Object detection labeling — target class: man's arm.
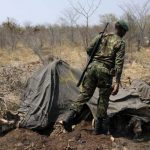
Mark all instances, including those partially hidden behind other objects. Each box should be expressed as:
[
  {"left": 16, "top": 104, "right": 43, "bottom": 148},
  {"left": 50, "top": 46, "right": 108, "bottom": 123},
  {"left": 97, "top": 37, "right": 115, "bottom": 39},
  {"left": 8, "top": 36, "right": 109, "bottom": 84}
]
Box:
[
  {"left": 115, "top": 41, "right": 125, "bottom": 83},
  {"left": 112, "top": 41, "right": 125, "bottom": 95}
]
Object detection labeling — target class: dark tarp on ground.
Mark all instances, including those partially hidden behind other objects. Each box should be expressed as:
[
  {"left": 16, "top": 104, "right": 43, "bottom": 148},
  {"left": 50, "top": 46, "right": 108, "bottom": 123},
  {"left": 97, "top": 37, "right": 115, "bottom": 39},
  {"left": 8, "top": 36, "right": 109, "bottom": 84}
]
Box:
[{"left": 18, "top": 60, "right": 150, "bottom": 130}]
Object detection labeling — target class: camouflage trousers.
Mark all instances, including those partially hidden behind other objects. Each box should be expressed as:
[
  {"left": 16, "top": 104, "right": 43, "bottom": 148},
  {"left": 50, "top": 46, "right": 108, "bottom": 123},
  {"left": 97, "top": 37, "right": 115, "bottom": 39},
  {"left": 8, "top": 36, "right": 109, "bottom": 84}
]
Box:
[{"left": 72, "top": 62, "right": 112, "bottom": 118}]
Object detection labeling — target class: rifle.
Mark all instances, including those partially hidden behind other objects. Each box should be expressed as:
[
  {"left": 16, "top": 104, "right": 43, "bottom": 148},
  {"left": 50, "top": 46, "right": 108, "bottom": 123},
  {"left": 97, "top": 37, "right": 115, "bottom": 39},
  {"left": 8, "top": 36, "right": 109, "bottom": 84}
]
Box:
[{"left": 77, "top": 23, "right": 109, "bottom": 87}]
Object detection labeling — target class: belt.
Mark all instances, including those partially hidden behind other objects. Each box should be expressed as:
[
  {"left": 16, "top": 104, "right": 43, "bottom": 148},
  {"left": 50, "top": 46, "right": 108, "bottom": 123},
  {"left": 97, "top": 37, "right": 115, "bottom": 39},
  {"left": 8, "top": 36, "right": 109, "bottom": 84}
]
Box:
[{"left": 91, "top": 61, "right": 115, "bottom": 76}]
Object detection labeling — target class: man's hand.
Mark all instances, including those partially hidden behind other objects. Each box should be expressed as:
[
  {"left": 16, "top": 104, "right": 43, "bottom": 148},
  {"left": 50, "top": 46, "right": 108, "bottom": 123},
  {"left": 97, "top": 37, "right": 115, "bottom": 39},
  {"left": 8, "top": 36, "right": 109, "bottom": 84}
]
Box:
[{"left": 111, "top": 83, "right": 119, "bottom": 95}]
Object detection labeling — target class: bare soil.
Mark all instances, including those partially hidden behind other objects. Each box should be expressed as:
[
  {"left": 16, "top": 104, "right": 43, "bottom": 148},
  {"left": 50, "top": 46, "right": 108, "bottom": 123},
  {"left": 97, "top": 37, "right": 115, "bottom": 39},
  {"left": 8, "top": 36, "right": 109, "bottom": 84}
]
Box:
[{"left": 0, "top": 122, "right": 150, "bottom": 150}]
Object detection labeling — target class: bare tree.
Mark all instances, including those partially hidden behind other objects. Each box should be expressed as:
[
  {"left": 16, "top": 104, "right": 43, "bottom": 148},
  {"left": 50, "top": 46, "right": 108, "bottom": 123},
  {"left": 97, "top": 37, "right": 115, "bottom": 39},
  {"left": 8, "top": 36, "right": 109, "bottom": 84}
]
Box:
[
  {"left": 60, "top": 8, "right": 79, "bottom": 44},
  {"left": 22, "top": 25, "right": 46, "bottom": 64},
  {"left": 2, "top": 18, "right": 20, "bottom": 51},
  {"left": 146, "top": 15, "right": 150, "bottom": 46},
  {"left": 120, "top": 0, "right": 150, "bottom": 50},
  {"left": 69, "top": 0, "right": 101, "bottom": 47},
  {"left": 123, "top": 12, "right": 139, "bottom": 53},
  {"left": 100, "top": 13, "right": 118, "bottom": 32},
  {"left": 100, "top": 14, "right": 117, "bottom": 24},
  {"left": 0, "top": 25, "right": 7, "bottom": 49},
  {"left": 48, "top": 25, "right": 55, "bottom": 48}
]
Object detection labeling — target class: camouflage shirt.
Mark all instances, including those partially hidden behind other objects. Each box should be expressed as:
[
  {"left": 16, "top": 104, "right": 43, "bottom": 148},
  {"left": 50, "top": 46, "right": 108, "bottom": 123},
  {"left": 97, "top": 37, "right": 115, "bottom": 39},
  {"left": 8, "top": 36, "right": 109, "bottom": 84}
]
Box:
[{"left": 87, "top": 33, "right": 125, "bottom": 83}]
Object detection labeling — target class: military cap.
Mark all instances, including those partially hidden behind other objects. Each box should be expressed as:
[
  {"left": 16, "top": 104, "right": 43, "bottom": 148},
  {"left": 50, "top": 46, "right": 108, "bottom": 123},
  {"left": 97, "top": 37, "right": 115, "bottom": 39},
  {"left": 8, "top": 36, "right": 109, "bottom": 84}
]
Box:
[{"left": 115, "top": 20, "right": 129, "bottom": 32}]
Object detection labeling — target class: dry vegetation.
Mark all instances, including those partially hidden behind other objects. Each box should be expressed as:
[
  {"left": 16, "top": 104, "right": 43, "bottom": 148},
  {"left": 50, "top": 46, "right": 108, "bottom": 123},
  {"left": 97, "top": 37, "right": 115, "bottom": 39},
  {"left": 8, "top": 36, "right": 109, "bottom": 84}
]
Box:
[
  {"left": 0, "top": 0, "right": 150, "bottom": 149},
  {"left": 123, "top": 48, "right": 150, "bottom": 84}
]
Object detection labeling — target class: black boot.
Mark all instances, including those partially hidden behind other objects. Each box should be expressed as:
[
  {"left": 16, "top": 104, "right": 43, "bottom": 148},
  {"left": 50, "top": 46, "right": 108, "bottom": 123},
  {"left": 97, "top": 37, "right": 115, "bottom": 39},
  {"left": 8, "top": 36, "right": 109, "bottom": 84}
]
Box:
[
  {"left": 93, "top": 117, "right": 110, "bottom": 135},
  {"left": 102, "top": 117, "right": 110, "bottom": 135},
  {"left": 93, "top": 118, "right": 103, "bottom": 135},
  {"left": 63, "top": 110, "right": 78, "bottom": 132}
]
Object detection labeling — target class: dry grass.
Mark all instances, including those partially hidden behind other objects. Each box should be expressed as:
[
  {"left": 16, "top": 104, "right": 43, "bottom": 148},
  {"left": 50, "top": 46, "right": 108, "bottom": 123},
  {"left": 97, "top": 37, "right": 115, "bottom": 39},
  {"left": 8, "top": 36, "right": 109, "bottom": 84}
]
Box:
[
  {"left": 42, "top": 44, "right": 87, "bottom": 69},
  {"left": 0, "top": 46, "right": 39, "bottom": 66},
  {"left": 0, "top": 44, "right": 150, "bottom": 83},
  {"left": 122, "top": 48, "right": 150, "bottom": 83},
  {"left": 0, "top": 44, "right": 87, "bottom": 68}
]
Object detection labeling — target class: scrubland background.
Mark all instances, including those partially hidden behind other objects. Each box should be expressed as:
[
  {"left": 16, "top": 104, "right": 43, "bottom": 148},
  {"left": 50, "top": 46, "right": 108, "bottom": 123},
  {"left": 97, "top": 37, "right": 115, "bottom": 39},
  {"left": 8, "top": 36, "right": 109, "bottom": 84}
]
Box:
[
  {"left": 0, "top": 1, "right": 150, "bottom": 150},
  {"left": 0, "top": 0, "right": 150, "bottom": 113}
]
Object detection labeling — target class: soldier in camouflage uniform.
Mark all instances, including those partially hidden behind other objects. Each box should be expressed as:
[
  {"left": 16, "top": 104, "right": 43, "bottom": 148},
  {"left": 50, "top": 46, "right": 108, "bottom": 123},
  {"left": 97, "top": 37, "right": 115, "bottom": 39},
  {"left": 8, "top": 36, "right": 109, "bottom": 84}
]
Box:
[{"left": 63, "top": 20, "right": 129, "bottom": 134}]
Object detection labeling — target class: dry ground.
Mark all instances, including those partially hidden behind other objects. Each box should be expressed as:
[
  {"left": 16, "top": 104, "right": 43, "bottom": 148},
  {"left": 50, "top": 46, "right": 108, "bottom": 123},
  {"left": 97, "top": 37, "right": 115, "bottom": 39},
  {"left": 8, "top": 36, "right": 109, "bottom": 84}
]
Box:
[
  {"left": 0, "top": 45, "right": 150, "bottom": 150},
  {"left": 1, "top": 122, "right": 150, "bottom": 150}
]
